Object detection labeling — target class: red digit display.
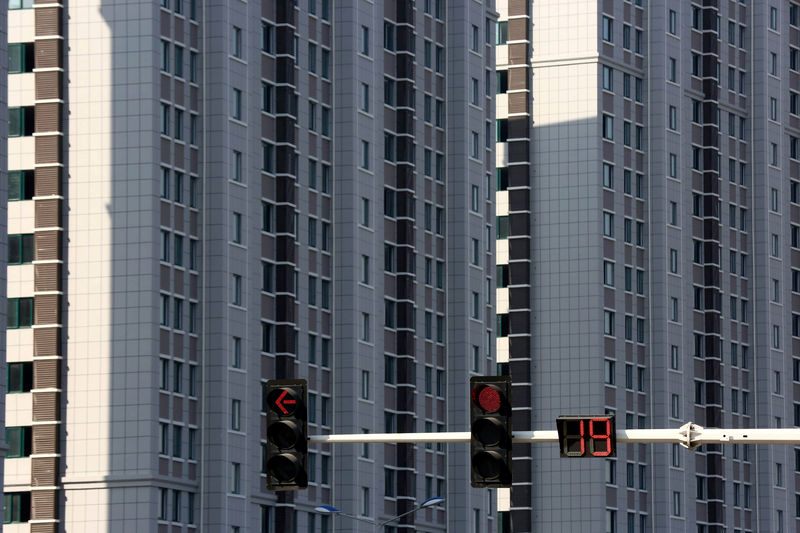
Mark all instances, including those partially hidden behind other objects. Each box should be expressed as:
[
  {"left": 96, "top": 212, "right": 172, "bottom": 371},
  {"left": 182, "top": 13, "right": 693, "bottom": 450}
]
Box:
[
  {"left": 562, "top": 419, "right": 585, "bottom": 457},
  {"left": 556, "top": 415, "right": 616, "bottom": 458},
  {"left": 588, "top": 418, "right": 612, "bottom": 456}
]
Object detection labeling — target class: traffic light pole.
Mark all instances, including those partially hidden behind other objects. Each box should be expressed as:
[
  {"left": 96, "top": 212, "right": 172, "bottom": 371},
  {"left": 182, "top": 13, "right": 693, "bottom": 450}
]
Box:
[{"left": 309, "top": 422, "right": 800, "bottom": 449}]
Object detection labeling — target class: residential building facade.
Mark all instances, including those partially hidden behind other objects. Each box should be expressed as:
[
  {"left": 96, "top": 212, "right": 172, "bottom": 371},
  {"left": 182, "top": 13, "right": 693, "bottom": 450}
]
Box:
[
  {"left": 498, "top": 1, "right": 800, "bottom": 532},
  {"left": 5, "top": 0, "right": 496, "bottom": 532}
]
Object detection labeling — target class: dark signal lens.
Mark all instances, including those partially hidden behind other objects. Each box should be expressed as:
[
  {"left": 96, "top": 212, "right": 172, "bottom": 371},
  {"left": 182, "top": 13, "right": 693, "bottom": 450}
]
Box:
[
  {"left": 472, "top": 417, "right": 506, "bottom": 447},
  {"left": 472, "top": 450, "right": 506, "bottom": 480},
  {"left": 268, "top": 453, "right": 303, "bottom": 482},
  {"left": 268, "top": 420, "right": 302, "bottom": 449}
]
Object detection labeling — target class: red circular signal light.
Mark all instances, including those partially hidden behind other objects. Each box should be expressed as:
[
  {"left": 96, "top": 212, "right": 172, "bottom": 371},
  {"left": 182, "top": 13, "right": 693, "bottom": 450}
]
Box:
[{"left": 472, "top": 385, "right": 502, "bottom": 413}]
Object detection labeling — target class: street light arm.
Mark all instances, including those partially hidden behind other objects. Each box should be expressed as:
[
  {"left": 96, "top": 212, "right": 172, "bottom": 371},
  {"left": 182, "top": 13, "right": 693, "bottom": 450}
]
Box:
[
  {"left": 376, "top": 507, "right": 421, "bottom": 528},
  {"left": 327, "top": 511, "right": 378, "bottom": 526},
  {"left": 315, "top": 505, "right": 379, "bottom": 526},
  {"left": 376, "top": 499, "right": 444, "bottom": 528}
]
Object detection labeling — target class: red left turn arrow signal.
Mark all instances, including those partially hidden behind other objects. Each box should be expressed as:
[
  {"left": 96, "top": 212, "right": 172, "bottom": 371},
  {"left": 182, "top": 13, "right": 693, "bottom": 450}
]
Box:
[{"left": 274, "top": 389, "right": 297, "bottom": 415}]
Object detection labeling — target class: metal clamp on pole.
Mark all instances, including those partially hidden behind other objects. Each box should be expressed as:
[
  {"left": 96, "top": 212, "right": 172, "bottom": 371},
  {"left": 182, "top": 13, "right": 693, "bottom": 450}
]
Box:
[{"left": 678, "top": 421, "right": 702, "bottom": 450}]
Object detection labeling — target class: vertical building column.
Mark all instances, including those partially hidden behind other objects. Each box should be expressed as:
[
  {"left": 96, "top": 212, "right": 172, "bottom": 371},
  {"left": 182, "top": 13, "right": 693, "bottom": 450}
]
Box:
[
  {"left": 272, "top": 1, "right": 298, "bottom": 528},
  {"left": 393, "top": 1, "right": 418, "bottom": 528},
  {"left": 273, "top": 0, "right": 298, "bottom": 380},
  {"left": 31, "top": 0, "right": 64, "bottom": 531},
  {"left": 504, "top": 0, "right": 533, "bottom": 530},
  {"left": 699, "top": 1, "right": 724, "bottom": 531}
]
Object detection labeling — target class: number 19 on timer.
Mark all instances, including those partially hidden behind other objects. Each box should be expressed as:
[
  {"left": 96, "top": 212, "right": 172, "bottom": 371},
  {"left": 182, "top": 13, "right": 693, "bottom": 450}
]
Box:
[{"left": 556, "top": 415, "right": 617, "bottom": 458}]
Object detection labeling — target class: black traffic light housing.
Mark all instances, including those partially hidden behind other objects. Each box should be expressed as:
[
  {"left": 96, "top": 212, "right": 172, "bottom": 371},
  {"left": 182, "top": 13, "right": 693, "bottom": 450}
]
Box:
[
  {"left": 470, "top": 375, "right": 512, "bottom": 488},
  {"left": 265, "top": 378, "right": 308, "bottom": 490}
]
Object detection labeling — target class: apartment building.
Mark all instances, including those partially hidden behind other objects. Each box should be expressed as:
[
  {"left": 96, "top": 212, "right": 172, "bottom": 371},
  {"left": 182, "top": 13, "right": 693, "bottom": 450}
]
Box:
[
  {"left": 5, "top": 0, "right": 496, "bottom": 531},
  {"left": 496, "top": 1, "right": 800, "bottom": 532}
]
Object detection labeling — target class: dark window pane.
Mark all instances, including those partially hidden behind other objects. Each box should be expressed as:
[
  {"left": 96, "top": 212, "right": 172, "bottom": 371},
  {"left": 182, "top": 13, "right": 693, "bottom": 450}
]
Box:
[
  {"left": 8, "top": 236, "right": 20, "bottom": 264},
  {"left": 18, "top": 298, "right": 34, "bottom": 328}
]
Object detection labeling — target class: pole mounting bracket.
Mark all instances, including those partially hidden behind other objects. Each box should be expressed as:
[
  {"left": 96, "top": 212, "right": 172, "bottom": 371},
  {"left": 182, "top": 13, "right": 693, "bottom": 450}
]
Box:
[{"left": 678, "top": 421, "right": 703, "bottom": 450}]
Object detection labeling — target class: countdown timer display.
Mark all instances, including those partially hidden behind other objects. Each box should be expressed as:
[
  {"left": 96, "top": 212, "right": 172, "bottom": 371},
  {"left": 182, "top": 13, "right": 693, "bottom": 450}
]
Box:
[{"left": 556, "top": 415, "right": 616, "bottom": 458}]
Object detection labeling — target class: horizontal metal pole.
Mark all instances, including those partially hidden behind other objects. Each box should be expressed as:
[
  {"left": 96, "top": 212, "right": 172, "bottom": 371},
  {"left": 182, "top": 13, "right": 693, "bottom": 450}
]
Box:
[
  {"left": 309, "top": 430, "right": 675, "bottom": 444},
  {"left": 309, "top": 427, "right": 800, "bottom": 445},
  {"left": 692, "top": 428, "right": 800, "bottom": 444},
  {"left": 309, "top": 432, "right": 472, "bottom": 444}
]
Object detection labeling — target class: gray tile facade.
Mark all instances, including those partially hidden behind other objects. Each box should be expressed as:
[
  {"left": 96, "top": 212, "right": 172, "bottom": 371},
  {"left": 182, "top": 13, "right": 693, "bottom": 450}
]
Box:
[
  {"left": 5, "top": 0, "right": 497, "bottom": 532},
  {"left": 513, "top": 1, "right": 800, "bottom": 532}
]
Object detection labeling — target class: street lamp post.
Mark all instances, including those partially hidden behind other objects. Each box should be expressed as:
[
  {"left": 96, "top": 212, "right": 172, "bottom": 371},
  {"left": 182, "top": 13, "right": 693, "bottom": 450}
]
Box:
[{"left": 315, "top": 496, "right": 445, "bottom": 531}]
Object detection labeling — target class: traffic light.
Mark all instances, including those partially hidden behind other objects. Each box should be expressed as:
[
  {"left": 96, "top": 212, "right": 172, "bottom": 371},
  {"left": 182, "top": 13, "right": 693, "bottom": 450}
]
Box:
[
  {"left": 470, "top": 375, "right": 512, "bottom": 488},
  {"left": 265, "top": 379, "right": 308, "bottom": 490},
  {"left": 556, "top": 415, "right": 616, "bottom": 458}
]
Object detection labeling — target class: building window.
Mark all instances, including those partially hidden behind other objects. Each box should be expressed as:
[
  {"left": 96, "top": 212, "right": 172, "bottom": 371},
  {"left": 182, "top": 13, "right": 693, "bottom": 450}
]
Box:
[
  {"left": 496, "top": 119, "right": 508, "bottom": 142},
  {"left": 160, "top": 104, "right": 171, "bottom": 135},
  {"left": 8, "top": 234, "right": 34, "bottom": 265},
  {"left": 604, "top": 261, "right": 615, "bottom": 287},
  {"left": 232, "top": 25, "right": 242, "bottom": 58},
  {"left": 232, "top": 88, "right": 242, "bottom": 120},
  {"left": 361, "top": 313, "right": 370, "bottom": 342},
  {"left": 321, "top": 280, "right": 330, "bottom": 309},
  {"left": 308, "top": 42, "right": 317, "bottom": 73},
  {"left": 670, "top": 346, "right": 679, "bottom": 370},
  {"left": 173, "top": 298, "right": 183, "bottom": 330},
  {"left": 384, "top": 133, "right": 396, "bottom": 162},
  {"left": 602, "top": 16, "right": 613, "bottom": 43},
  {"left": 231, "top": 463, "right": 241, "bottom": 494},
  {"left": 8, "top": 43, "right": 34, "bottom": 74},
  {"left": 360, "top": 82, "right": 370, "bottom": 113},
  {"left": 361, "top": 140, "right": 370, "bottom": 170},
  {"left": 231, "top": 399, "right": 241, "bottom": 430},
  {"left": 232, "top": 212, "right": 242, "bottom": 244},
  {"left": 602, "top": 114, "right": 614, "bottom": 140},
  {"left": 604, "top": 311, "right": 615, "bottom": 336},
  {"left": 360, "top": 25, "right": 370, "bottom": 55},
  {"left": 8, "top": 170, "right": 34, "bottom": 201},
  {"left": 603, "top": 212, "right": 614, "bottom": 237},
  {"left": 669, "top": 297, "right": 679, "bottom": 322},
  {"left": 496, "top": 21, "right": 509, "bottom": 44},
  {"left": 3, "top": 492, "right": 31, "bottom": 524},
  {"left": 6, "top": 426, "right": 32, "bottom": 458},
  {"left": 603, "top": 163, "right": 614, "bottom": 189},
  {"left": 189, "top": 51, "right": 198, "bottom": 82},
  {"left": 7, "top": 298, "right": 34, "bottom": 329},
  {"left": 173, "top": 425, "right": 183, "bottom": 457},
  {"left": 7, "top": 362, "right": 33, "bottom": 394},
  {"left": 602, "top": 65, "right": 613, "bottom": 91},
  {"left": 232, "top": 274, "right": 242, "bottom": 306},
  {"left": 161, "top": 40, "right": 170, "bottom": 72}
]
